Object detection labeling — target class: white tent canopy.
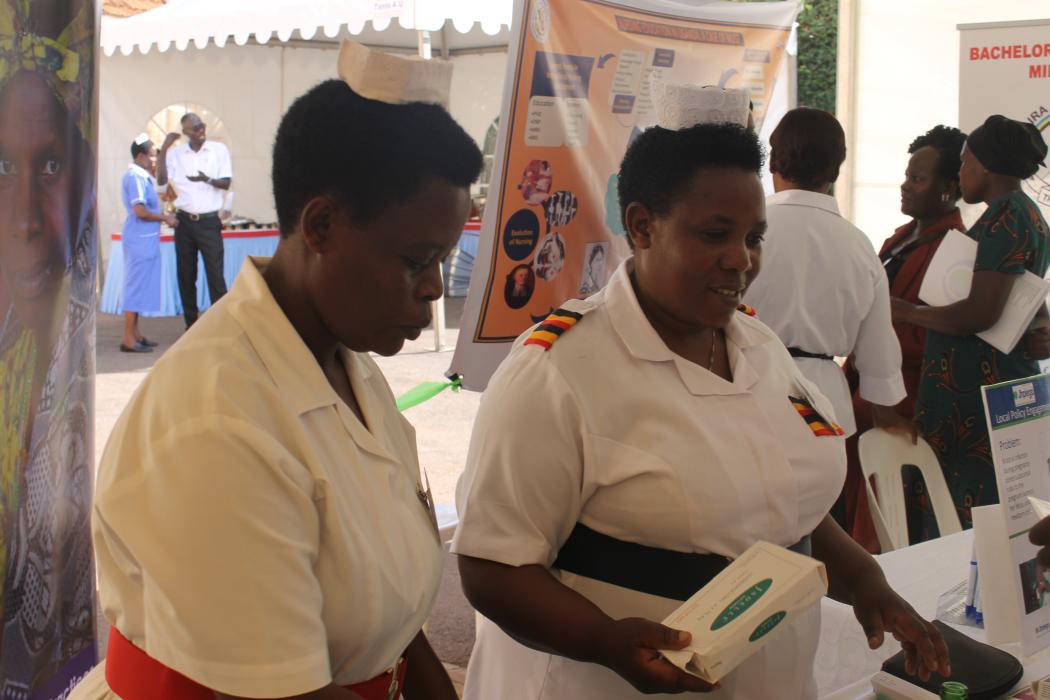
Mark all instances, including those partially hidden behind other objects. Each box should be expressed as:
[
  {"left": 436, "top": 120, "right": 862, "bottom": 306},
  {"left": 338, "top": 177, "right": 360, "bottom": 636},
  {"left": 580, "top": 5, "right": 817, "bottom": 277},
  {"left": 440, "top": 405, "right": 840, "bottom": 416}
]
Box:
[{"left": 101, "top": 0, "right": 514, "bottom": 56}]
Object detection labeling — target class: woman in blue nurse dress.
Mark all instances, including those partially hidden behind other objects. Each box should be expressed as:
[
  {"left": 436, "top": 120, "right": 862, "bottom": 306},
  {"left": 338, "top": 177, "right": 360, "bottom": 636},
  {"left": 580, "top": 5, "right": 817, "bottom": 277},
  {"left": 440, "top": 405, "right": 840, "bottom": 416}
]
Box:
[{"left": 120, "top": 136, "right": 174, "bottom": 352}]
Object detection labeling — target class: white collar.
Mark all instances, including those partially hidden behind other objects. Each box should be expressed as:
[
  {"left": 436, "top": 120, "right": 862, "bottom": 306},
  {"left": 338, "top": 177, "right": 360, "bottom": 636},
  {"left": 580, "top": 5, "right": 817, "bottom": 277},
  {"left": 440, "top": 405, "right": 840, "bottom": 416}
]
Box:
[
  {"left": 179, "top": 140, "right": 214, "bottom": 153},
  {"left": 226, "top": 257, "right": 356, "bottom": 416},
  {"left": 766, "top": 189, "right": 841, "bottom": 217},
  {"left": 602, "top": 258, "right": 771, "bottom": 394},
  {"left": 127, "top": 162, "right": 151, "bottom": 179},
  {"left": 225, "top": 257, "right": 398, "bottom": 463}
]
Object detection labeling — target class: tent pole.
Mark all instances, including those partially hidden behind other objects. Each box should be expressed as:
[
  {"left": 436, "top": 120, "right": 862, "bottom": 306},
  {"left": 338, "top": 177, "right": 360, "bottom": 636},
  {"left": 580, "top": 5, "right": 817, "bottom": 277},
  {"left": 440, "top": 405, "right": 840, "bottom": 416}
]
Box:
[{"left": 417, "top": 29, "right": 446, "bottom": 352}]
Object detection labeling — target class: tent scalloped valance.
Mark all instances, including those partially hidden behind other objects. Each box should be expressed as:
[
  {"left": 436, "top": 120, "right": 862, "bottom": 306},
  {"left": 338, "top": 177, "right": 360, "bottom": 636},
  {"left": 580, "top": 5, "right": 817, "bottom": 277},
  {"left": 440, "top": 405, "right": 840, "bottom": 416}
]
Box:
[{"left": 101, "top": 0, "right": 513, "bottom": 56}]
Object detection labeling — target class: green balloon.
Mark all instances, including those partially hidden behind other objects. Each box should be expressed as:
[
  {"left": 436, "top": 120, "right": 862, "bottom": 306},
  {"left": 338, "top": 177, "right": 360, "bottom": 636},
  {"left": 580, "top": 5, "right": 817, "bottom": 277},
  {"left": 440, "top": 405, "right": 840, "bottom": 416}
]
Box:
[{"left": 395, "top": 376, "right": 462, "bottom": 411}]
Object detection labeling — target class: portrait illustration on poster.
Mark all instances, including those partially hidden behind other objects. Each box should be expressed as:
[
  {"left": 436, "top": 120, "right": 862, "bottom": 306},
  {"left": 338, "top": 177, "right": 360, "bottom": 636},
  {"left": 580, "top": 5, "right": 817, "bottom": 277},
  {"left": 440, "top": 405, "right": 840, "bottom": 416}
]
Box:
[
  {"left": 504, "top": 263, "right": 536, "bottom": 309},
  {"left": 578, "top": 240, "right": 609, "bottom": 295},
  {"left": 0, "top": 0, "right": 99, "bottom": 696}
]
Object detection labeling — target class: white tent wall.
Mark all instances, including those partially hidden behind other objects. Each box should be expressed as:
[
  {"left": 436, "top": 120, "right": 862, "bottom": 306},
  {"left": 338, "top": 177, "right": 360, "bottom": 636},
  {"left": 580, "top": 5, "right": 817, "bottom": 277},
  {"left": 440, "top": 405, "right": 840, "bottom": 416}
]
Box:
[
  {"left": 98, "top": 45, "right": 508, "bottom": 267},
  {"left": 837, "top": 0, "right": 1050, "bottom": 249},
  {"left": 100, "top": 44, "right": 278, "bottom": 260}
]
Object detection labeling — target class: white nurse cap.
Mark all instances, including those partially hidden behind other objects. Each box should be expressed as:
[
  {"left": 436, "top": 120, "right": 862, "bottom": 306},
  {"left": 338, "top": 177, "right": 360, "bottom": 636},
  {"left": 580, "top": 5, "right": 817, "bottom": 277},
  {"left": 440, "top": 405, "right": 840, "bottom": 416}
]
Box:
[
  {"left": 651, "top": 82, "right": 751, "bottom": 131},
  {"left": 338, "top": 39, "right": 453, "bottom": 110}
]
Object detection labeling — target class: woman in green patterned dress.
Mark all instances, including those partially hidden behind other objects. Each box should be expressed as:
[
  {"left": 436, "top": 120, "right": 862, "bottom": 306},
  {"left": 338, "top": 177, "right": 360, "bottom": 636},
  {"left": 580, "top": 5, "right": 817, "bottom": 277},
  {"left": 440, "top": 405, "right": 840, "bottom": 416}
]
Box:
[{"left": 892, "top": 114, "right": 1050, "bottom": 535}]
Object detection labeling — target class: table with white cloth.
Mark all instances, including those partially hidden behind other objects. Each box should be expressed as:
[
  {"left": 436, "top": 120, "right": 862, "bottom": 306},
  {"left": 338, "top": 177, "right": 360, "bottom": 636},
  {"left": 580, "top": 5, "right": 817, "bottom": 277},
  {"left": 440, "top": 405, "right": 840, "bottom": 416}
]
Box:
[
  {"left": 100, "top": 228, "right": 280, "bottom": 316},
  {"left": 817, "top": 529, "right": 1050, "bottom": 698}
]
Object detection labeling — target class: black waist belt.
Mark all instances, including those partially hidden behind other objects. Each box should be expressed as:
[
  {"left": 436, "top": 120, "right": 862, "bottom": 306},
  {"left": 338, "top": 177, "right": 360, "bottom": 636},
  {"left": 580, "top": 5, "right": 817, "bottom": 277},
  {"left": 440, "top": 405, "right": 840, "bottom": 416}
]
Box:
[
  {"left": 176, "top": 210, "right": 219, "bottom": 222},
  {"left": 788, "top": 347, "right": 835, "bottom": 361},
  {"left": 551, "top": 522, "right": 813, "bottom": 602}
]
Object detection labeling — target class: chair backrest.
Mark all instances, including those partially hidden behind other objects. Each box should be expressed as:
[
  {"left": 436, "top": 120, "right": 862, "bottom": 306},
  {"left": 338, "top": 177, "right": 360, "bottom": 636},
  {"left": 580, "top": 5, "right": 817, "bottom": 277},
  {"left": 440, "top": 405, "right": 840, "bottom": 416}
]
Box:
[{"left": 856, "top": 428, "right": 962, "bottom": 552}]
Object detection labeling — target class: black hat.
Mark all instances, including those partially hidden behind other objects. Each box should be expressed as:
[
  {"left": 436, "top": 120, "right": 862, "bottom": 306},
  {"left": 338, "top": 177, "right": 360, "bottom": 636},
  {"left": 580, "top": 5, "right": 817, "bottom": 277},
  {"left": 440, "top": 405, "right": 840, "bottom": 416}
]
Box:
[{"left": 967, "top": 115, "right": 1048, "bottom": 179}]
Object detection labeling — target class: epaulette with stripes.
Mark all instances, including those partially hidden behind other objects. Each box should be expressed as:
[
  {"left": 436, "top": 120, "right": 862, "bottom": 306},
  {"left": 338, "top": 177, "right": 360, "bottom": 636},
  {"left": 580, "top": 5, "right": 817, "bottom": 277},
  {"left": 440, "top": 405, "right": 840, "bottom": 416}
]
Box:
[
  {"left": 737, "top": 303, "right": 757, "bottom": 317},
  {"left": 523, "top": 308, "right": 584, "bottom": 350},
  {"left": 789, "top": 396, "right": 845, "bottom": 437}
]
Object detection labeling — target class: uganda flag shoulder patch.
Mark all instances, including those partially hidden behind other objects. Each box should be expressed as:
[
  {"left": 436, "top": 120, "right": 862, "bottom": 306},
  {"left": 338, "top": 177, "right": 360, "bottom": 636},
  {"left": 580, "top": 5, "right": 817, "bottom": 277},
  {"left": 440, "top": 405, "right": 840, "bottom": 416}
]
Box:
[
  {"left": 524, "top": 308, "right": 585, "bottom": 351},
  {"left": 789, "top": 395, "right": 845, "bottom": 437},
  {"left": 737, "top": 304, "right": 757, "bottom": 317}
]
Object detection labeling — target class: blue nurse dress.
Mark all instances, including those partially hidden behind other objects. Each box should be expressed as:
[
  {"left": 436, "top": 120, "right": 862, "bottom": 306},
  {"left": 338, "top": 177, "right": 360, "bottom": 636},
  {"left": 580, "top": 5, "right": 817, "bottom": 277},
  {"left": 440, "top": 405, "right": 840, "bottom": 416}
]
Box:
[{"left": 120, "top": 163, "right": 162, "bottom": 314}]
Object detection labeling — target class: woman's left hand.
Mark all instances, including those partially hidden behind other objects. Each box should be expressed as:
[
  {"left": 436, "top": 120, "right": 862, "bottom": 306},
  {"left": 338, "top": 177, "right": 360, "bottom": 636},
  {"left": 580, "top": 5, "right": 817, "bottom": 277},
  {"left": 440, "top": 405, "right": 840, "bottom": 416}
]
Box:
[
  {"left": 1022, "top": 325, "right": 1050, "bottom": 361},
  {"left": 870, "top": 404, "right": 918, "bottom": 444},
  {"left": 851, "top": 575, "right": 950, "bottom": 682},
  {"left": 889, "top": 297, "right": 915, "bottom": 324}
]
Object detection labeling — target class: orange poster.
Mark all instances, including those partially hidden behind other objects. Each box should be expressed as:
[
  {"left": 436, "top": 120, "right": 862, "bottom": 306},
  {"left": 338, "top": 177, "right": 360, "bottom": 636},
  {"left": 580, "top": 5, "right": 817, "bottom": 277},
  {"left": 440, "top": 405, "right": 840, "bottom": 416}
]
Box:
[{"left": 452, "top": 0, "right": 799, "bottom": 389}]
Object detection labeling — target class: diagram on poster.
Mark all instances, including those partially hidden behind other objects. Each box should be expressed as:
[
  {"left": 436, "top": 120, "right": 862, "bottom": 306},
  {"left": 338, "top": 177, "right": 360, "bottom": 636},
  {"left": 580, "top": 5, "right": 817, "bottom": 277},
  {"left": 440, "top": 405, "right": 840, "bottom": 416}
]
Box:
[{"left": 526, "top": 52, "right": 593, "bottom": 147}]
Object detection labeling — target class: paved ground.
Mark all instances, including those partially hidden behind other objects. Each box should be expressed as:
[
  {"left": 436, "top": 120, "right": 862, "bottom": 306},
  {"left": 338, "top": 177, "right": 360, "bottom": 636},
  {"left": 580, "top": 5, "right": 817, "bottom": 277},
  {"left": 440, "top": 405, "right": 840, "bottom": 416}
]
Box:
[{"left": 95, "top": 296, "right": 479, "bottom": 687}]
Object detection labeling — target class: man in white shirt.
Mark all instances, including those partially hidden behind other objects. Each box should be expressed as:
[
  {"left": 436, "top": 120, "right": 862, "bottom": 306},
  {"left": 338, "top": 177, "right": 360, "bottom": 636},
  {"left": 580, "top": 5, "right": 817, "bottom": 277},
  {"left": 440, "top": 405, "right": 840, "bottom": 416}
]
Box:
[
  {"left": 157, "top": 113, "right": 232, "bottom": 328},
  {"left": 743, "top": 107, "right": 909, "bottom": 439}
]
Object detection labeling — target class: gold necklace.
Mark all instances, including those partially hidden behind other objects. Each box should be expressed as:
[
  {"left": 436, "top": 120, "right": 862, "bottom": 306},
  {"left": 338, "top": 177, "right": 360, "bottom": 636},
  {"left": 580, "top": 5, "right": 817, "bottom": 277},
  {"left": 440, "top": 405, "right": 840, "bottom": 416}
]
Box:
[{"left": 708, "top": 328, "right": 718, "bottom": 371}]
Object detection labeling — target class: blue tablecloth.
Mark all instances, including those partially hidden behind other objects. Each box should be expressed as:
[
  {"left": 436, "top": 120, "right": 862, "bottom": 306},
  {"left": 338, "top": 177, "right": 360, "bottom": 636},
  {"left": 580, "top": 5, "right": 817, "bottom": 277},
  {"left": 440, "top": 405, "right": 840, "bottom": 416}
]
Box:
[
  {"left": 102, "top": 224, "right": 482, "bottom": 315},
  {"left": 446, "top": 227, "right": 479, "bottom": 297},
  {"left": 446, "top": 223, "right": 480, "bottom": 298},
  {"left": 100, "top": 230, "right": 280, "bottom": 317}
]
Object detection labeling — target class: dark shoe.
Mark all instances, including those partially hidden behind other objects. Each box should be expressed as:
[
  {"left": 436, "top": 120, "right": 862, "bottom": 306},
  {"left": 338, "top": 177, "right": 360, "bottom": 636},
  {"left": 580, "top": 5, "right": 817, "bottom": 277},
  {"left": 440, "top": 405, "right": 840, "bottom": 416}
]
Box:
[
  {"left": 120, "top": 342, "right": 153, "bottom": 353},
  {"left": 138, "top": 337, "right": 158, "bottom": 347}
]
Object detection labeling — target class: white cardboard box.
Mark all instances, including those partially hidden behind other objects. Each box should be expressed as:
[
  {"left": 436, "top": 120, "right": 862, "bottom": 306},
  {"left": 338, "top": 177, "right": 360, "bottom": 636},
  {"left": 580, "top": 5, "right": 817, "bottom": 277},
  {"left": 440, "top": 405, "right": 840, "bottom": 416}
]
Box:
[{"left": 661, "top": 541, "right": 828, "bottom": 683}]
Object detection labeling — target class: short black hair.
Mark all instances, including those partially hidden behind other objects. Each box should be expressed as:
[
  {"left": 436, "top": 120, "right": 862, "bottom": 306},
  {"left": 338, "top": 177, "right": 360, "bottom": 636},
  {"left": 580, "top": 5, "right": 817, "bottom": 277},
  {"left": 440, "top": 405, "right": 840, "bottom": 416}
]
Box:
[
  {"left": 618, "top": 121, "right": 764, "bottom": 231},
  {"left": 181, "top": 112, "right": 200, "bottom": 126},
  {"left": 130, "top": 139, "right": 152, "bottom": 159},
  {"left": 908, "top": 125, "right": 967, "bottom": 183},
  {"left": 769, "top": 107, "right": 845, "bottom": 189},
  {"left": 272, "top": 79, "right": 482, "bottom": 236}
]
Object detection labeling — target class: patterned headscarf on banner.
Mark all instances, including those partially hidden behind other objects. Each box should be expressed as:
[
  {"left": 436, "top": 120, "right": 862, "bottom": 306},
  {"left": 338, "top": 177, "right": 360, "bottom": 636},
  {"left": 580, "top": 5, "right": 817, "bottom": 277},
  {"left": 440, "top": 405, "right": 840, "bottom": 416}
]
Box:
[{"left": 0, "top": 0, "right": 93, "bottom": 142}]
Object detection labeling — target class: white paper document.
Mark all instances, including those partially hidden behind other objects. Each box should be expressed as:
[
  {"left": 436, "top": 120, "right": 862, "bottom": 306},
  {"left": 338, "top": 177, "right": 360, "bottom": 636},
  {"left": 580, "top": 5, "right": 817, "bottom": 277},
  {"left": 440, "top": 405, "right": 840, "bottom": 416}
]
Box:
[
  {"left": 918, "top": 229, "right": 1050, "bottom": 354},
  {"left": 661, "top": 541, "right": 827, "bottom": 683}
]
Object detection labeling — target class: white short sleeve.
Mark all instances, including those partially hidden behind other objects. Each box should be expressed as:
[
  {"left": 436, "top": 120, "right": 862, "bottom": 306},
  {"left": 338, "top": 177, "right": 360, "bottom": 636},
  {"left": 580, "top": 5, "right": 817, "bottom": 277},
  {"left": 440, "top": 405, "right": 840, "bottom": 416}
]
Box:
[
  {"left": 164, "top": 148, "right": 180, "bottom": 185},
  {"left": 216, "top": 142, "right": 233, "bottom": 180},
  {"left": 132, "top": 176, "right": 146, "bottom": 205},
  {"left": 95, "top": 415, "right": 331, "bottom": 697},
  {"left": 853, "top": 267, "right": 907, "bottom": 406},
  {"left": 452, "top": 350, "right": 587, "bottom": 568},
  {"left": 123, "top": 172, "right": 146, "bottom": 207}
]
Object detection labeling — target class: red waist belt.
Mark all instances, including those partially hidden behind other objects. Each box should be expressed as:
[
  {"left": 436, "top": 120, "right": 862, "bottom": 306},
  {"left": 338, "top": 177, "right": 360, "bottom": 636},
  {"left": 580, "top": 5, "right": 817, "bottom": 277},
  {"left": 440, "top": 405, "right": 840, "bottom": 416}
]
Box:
[{"left": 106, "top": 627, "right": 408, "bottom": 699}]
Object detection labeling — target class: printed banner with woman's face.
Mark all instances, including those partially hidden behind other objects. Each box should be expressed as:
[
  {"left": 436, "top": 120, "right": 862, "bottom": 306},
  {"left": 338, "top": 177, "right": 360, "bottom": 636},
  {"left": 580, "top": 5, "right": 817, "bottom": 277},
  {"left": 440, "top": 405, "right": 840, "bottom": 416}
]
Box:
[
  {"left": 0, "top": 0, "right": 99, "bottom": 696},
  {"left": 450, "top": 0, "right": 799, "bottom": 390}
]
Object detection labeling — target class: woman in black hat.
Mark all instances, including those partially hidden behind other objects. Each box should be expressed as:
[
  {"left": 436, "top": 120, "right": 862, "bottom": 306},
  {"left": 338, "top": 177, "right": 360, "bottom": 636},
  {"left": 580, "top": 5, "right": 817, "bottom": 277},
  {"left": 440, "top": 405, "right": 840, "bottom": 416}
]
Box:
[{"left": 892, "top": 115, "right": 1050, "bottom": 536}]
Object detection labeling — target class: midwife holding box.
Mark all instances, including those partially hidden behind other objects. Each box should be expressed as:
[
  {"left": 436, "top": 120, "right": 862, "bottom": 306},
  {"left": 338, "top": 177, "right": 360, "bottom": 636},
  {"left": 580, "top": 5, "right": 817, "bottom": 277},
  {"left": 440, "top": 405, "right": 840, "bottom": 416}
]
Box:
[
  {"left": 453, "top": 104, "right": 950, "bottom": 699},
  {"left": 892, "top": 115, "right": 1050, "bottom": 536}
]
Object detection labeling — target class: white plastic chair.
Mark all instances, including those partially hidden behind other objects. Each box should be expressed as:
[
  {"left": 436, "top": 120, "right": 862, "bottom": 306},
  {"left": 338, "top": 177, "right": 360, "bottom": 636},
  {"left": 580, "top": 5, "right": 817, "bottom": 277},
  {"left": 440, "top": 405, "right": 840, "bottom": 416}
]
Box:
[{"left": 857, "top": 428, "right": 962, "bottom": 552}]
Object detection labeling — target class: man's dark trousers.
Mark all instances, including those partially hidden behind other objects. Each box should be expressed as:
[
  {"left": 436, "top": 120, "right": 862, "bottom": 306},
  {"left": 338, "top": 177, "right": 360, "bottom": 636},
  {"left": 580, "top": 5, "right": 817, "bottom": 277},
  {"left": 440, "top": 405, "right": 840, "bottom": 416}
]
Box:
[{"left": 174, "top": 210, "right": 227, "bottom": 328}]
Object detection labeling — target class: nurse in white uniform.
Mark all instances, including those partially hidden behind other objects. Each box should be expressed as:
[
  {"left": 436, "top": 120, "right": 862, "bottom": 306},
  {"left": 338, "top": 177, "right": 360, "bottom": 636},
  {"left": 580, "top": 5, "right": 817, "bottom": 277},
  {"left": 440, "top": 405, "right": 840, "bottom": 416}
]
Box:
[
  {"left": 742, "top": 107, "right": 908, "bottom": 438},
  {"left": 453, "top": 122, "right": 949, "bottom": 699},
  {"left": 76, "top": 58, "right": 482, "bottom": 700}
]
